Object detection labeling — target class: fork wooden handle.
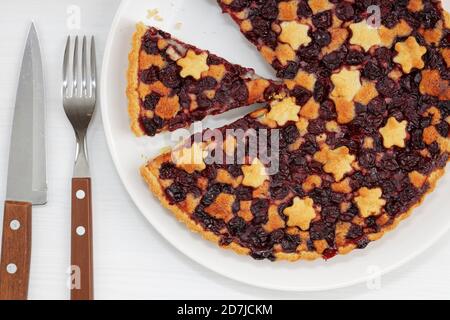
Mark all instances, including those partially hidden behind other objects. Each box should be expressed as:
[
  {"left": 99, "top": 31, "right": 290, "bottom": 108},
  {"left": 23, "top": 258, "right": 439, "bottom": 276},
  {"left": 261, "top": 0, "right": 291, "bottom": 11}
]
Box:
[
  {"left": 71, "top": 178, "right": 93, "bottom": 300},
  {"left": 0, "top": 201, "right": 32, "bottom": 300}
]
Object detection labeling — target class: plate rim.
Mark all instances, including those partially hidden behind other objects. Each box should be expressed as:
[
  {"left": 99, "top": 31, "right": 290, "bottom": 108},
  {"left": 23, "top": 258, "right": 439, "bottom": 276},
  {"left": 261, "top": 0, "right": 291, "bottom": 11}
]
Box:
[{"left": 100, "top": 0, "right": 450, "bottom": 292}]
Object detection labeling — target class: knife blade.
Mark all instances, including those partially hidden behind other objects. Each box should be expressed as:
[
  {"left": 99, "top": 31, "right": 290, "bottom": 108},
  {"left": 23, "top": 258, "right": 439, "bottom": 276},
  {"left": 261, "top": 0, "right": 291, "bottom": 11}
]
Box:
[{"left": 0, "top": 23, "right": 46, "bottom": 300}]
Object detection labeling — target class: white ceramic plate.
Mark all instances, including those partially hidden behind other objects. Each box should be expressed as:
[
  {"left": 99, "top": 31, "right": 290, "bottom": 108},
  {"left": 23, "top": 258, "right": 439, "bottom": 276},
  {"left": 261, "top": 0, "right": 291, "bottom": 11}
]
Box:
[{"left": 101, "top": 0, "right": 450, "bottom": 291}]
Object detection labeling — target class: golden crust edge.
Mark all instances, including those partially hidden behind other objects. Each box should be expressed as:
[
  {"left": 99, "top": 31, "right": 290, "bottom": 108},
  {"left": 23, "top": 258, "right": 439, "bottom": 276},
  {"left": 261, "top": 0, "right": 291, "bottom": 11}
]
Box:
[
  {"left": 141, "top": 157, "right": 447, "bottom": 262},
  {"left": 127, "top": 22, "right": 146, "bottom": 137}
]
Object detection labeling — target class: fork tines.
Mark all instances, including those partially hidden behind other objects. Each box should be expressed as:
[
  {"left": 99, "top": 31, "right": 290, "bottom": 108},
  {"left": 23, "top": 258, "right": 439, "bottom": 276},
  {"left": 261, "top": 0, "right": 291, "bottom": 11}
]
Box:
[{"left": 63, "top": 35, "right": 96, "bottom": 99}]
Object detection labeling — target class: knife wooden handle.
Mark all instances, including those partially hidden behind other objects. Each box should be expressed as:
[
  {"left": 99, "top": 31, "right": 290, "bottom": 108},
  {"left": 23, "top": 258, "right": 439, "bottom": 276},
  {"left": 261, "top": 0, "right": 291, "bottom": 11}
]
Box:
[
  {"left": 0, "top": 201, "right": 32, "bottom": 300},
  {"left": 71, "top": 178, "right": 93, "bottom": 300}
]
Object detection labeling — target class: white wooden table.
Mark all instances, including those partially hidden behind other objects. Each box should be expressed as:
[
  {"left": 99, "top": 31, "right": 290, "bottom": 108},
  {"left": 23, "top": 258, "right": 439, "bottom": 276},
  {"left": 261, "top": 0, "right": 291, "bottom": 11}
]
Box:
[{"left": 0, "top": 0, "right": 449, "bottom": 300}]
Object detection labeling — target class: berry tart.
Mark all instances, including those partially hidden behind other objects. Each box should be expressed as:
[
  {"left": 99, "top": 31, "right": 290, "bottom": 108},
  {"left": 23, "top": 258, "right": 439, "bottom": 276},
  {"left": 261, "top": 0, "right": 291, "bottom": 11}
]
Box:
[
  {"left": 141, "top": 91, "right": 447, "bottom": 261},
  {"left": 127, "top": 23, "right": 285, "bottom": 136},
  {"left": 133, "top": 0, "right": 450, "bottom": 261}
]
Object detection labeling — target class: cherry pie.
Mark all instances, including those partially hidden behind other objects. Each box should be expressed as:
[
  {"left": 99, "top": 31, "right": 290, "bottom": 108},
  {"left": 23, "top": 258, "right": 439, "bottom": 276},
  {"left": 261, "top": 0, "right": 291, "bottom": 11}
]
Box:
[{"left": 130, "top": 0, "right": 450, "bottom": 261}]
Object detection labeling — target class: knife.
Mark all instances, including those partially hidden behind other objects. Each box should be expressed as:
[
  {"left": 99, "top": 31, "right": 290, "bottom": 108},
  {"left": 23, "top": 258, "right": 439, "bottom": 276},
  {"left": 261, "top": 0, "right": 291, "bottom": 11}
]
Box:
[{"left": 0, "top": 23, "right": 47, "bottom": 300}]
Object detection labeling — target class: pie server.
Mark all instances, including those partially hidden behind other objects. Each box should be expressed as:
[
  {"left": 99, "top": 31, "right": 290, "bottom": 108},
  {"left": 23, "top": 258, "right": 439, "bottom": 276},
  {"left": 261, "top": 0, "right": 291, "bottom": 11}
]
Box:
[{"left": 0, "top": 23, "right": 47, "bottom": 300}]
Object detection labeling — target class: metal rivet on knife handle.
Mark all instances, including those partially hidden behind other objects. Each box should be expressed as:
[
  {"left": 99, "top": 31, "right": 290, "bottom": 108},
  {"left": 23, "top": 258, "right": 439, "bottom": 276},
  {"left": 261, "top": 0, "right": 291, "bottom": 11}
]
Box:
[{"left": 0, "top": 202, "right": 32, "bottom": 300}]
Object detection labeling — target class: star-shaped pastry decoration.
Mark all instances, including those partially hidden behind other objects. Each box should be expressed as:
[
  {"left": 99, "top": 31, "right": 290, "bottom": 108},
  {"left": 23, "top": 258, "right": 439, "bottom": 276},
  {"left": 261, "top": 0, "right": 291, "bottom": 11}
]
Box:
[
  {"left": 379, "top": 20, "right": 412, "bottom": 47},
  {"left": 139, "top": 51, "right": 166, "bottom": 69},
  {"left": 314, "top": 146, "right": 356, "bottom": 181},
  {"left": 333, "top": 98, "right": 355, "bottom": 124},
  {"left": 349, "top": 21, "right": 381, "bottom": 51},
  {"left": 204, "top": 193, "right": 236, "bottom": 222},
  {"left": 407, "top": 0, "right": 424, "bottom": 12},
  {"left": 171, "top": 142, "right": 207, "bottom": 173},
  {"left": 242, "top": 158, "right": 268, "bottom": 188},
  {"left": 279, "top": 21, "right": 311, "bottom": 50},
  {"left": 393, "top": 36, "right": 427, "bottom": 73},
  {"left": 155, "top": 96, "right": 180, "bottom": 120},
  {"left": 177, "top": 49, "right": 209, "bottom": 80},
  {"left": 445, "top": 10, "right": 450, "bottom": 28},
  {"left": 331, "top": 68, "right": 362, "bottom": 101},
  {"left": 299, "top": 98, "right": 320, "bottom": 120},
  {"left": 284, "top": 197, "right": 317, "bottom": 231},
  {"left": 275, "top": 43, "right": 296, "bottom": 66},
  {"left": 263, "top": 205, "right": 286, "bottom": 233},
  {"left": 379, "top": 117, "right": 408, "bottom": 149},
  {"left": 355, "top": 187, "right": 386, "bottom": 218},
  {"left": 278, "top": 1, "right": 299, "bottom": 21},
  {"left": 409, "top": 171, "right": 427, "bottom": 189},
  {"left": 354, "top": 80, "right": 379, "bottom": 105},
  {"left": 266, "top": 97, "right": 300, "bottom": 126},
  {"left": 419, "top": 69, "right": 450, "bottom": 100},
  {"left": 308, "top": 0, "right": 333, "bottom": 14}
]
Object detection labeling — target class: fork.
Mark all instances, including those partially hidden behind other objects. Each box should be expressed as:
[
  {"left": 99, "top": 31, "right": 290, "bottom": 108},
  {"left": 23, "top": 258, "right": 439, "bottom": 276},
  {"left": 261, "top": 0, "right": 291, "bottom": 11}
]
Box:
[{"left": 62, "top": 35, "right": 96, "bottom": 300}]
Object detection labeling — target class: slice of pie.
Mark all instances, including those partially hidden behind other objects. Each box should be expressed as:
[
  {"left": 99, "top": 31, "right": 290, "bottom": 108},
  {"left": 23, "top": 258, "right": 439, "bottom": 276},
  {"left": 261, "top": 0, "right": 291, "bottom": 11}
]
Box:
[
  {"left": 139, "top": 1, "right": 449, "bottom": 261},
  {"left": 127, "top": 23, "right": 285, "bottom": 136}
]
